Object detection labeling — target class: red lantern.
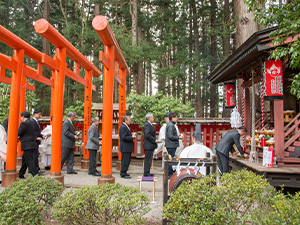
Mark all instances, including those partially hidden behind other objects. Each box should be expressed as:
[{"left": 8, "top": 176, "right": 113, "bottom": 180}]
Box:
[
  {"left": 263, "top": 60, "right": 283, "bottom": 100},
  {"left": 225, "top": 83, "right": 236, "bottom": 108}
]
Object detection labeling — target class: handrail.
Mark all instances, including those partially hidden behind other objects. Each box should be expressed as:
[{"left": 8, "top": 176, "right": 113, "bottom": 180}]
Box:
[
  {"left": 92, "top": 15, "right": 129, "bottom": 76},
  {"left": 284, "top": 112, "right": 300, "bottom": 131},
  {"left": 35, "top": 19, "right": 101, "bottom": 77}
]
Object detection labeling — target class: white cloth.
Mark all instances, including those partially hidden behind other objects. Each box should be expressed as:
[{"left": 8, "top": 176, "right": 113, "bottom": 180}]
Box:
[
  {"left": 0, "top": 125, "right": 7, "bottom": 162},
  {"left": 155, "top": 123, "right": 184, "bottom": 156},
  {"left": 180, "top": 142, "right": 214, "bottom": 176},
  {"left": 39, "top": 125, "right": 52, "bottom": 166},
  {"left": 180, "top": 142, "right": 214, "bottom": 159}
]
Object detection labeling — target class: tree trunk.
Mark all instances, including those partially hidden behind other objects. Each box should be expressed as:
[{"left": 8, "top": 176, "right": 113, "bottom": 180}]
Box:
[
  {"left": 192, "top": 0, "right": 203, "bottom": 117},
  {"left": 138, "top": 26, "right": 145, "bottom": 94},
  {"left": 233, "top": 0, "right": 262, "bottom": 48},
  {"left": 223, "top": 0, "right": 230, "bottom": 58},
  {"left": 188, "top": 1, "right": 193, "bottom": 102},
  {"left": 209, "top": 0, "right": 217, "bottom": 118},
  {"left": 131, "top": 0, "right": 139, "bottom": 93}
]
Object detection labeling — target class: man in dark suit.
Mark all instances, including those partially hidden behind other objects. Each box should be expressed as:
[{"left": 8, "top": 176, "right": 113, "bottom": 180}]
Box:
[
  {"left": 61, "top": 112, "right": 78, "bottom": 174},
  {"left": 85, "top": 116, "right": 101, "bottom": 176},
  {"left": 143, "top": 113, "right": 158, "bottom": 177},
  {"left": 119, "top": 115, "right": 135, "bottom": 179},
  {"left": 18, "top": 111, "right": 38, "bottom": 178},
  {"left": 2, "top": 118, "right": 8, "bottom": 133},
  {"left": 215, "top": 126, "right": 248, "bottom": 175},
  {"left": 32, "top": 109, "right": 46, "bottom": 174}
]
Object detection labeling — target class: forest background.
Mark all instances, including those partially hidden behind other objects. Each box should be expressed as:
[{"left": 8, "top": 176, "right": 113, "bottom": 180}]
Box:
[{"left": 0, "top": 0, "right": 298, "bottom": 122}]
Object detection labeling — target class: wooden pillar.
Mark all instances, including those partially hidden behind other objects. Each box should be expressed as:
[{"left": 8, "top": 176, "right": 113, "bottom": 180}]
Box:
[
  {"left": 2, "top": 49, "right": 24, "bottom": 187},
  {"left": 116, "top": 68, "right": 126, "bottom": 171},
  {"left": 17, "top": 76, "right": 26, "bottom": 166},
  {"left": 81, "top": 70, "right": 93, "bottom": 169},
  {"left": 244, "top": 87, "right": 251, "bottom": 135},
  {"left": 49, "top": 47, "right": 66, "bottom": 185},
  {"left": 274, "top": 99, "right": 284, "bottom": 165},
  {"left": 98, "top": 44, "right": 115, "bottom": 184},
  {"left": 50, "top": 72, "right": 55, "bottom": 124}
]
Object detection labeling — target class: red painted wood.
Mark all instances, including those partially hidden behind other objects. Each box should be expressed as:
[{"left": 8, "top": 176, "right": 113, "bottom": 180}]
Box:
[
  {"left": 287, "top": 146, "right": 295, "bottom": 152},
  {"left": 203, "top": 127, "right": 207, "bottom": 146},
  {"left": 244, "top": 88, "right": 251, "bottom": 136},
  {"left": 284, "top": 119, "right": 300, "bottom": 137},
  {"left": 284, "top": 131, "right": 300, "bottom": 150},
  {"left": 209, "top": 128, "right": 213, "bottom": 149},
  {"left": 184, "top": 127, "right": 187, "bottom": 147},
  {"left": 274, "top": 99, "right": 284, "bottom": 159},
  {"left": 281, "top": 158, "right": 300, "bottom": 163},
  {"left": 216, "top": 128, "right": 219, "bottom": 145},
  {"left": 284, "top": 152, "right": 290, "bottom": 157},
  {"left": 293, "top": 141, "right": 300, "bottom": 147}
]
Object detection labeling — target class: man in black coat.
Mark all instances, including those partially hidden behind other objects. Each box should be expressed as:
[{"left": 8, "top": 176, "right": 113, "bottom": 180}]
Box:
[
  {"left": 215, "top": 126, "right": 248, "bottom": 175},
  {"left": 18, "top": 111, "right": 38, "bottom": 178},
  {"left": 143, "top": 113, "right": 158, "bottom": 177},
  {"left": 119, "top": 115, "right": 135, "bottom": 179},
  {"left": 2, "top": 118, "right": 8, "bottom": 133},
  {"left": 61, "top": 111, "right": 78, "bottom": 174},
  {"left": 31, "top": 109, "right": 45, "bottom": 173}
]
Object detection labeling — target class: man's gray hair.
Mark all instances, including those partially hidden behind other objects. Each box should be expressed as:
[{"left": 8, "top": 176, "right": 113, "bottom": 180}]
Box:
[
  {"left": 122, "top": 115, "right": 130, "bottom": 122},
  {"left": 145, "top": 113, "right": 153, "bottom": 120},
  {"left": 92, "top": 116, "right": 100, "bottom": 123},
  {"left": 67, "top": 111, "right": 76, "bottom": 117}
]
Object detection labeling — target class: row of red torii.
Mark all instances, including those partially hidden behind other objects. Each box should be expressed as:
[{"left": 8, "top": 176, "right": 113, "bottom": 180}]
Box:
[{"left": 0, "top": 16, "right": 129, "bottom": 187}]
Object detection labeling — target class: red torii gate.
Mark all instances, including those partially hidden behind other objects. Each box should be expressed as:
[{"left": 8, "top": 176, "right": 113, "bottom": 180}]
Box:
[
  {"left": 0, "top": 20, "right": 100, "bottom": 187},
  {"left": 92, "top": 15, "right": 129, "bottom": 184}
]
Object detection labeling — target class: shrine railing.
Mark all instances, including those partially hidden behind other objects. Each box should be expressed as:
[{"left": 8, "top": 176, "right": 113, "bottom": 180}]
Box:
[{"left": 284, "top": 112, "right": 300, "bottom": 150}]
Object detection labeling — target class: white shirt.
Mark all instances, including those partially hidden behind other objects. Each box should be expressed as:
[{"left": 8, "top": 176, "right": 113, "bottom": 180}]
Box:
[{"left": 180, "top": 142, "right": 214, "bottom": 159}]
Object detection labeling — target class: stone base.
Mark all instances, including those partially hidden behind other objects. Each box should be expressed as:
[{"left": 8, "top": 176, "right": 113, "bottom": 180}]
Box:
[
  {"left": 17, "top": 156, "right": 22, "bottom": 167},
  {"left": 1, "top": 170, "right": 19, "bottom": 187},
  {"left": 116, "top": 160, "right": 121, "bottom": 171},
  {"left": 98, "top": 175, "right": 115, "bottom": 185},
  {"left": 81, "top": 159, "right": 89, "bottom": 170},
  {"left": 49, "top": 172, "right": 64, "bottom": 186}
]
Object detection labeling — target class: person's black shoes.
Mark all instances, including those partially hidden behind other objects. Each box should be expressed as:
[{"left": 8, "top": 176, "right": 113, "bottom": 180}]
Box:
[
  {"left": 120, "top": 173, "right": 131, "bottom": 179},
  {"left": 44, "top": 166, "right": 50, "bottom": 170},
  {"left": 67, "top": 171, "right": 78, "bottom": 174},
  {"left": 143, "top": 173, "right": 154, "bottom": 177},
  {"left": 38, "top": 170, "right": 45, "bottom": 175},
  {"left": 92, "top": 171, "right": 101, "bottom": 176}
]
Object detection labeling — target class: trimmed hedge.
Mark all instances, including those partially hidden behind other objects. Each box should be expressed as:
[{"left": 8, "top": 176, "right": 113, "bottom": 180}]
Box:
[
  {"left": 51, "top": 183, "right": 150, "bottom": 225},
  {"left": 163, "top": 170, "right": 300, "bottom": 225},
  {"left": 0, "top": 176, "right": 65, "bottom": 225}
]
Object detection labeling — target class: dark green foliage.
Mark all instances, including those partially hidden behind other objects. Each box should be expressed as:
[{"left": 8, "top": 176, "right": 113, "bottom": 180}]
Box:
[
  {"left": 127, "top": 91, "right": 195, "bottom": 127},
  {"left": 0, "top": 176, "right": 65, "bottom": 225},
  {"left": 245, "top": 0, "right": 300, "bottom": 99},
  {"left": 163, "top": 170, "right": 300, "bottom": 225},
  {"left": 51, "top": 183, "right": 150, "bottom": 225}
]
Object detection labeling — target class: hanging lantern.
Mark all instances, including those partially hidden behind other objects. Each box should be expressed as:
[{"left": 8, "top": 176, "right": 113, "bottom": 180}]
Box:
[
  {"left": 225, "top": 83, "right": 236, "bottom": 108},
  {"left": 263, "top": 60, "right": 283, "bottom": 100}
]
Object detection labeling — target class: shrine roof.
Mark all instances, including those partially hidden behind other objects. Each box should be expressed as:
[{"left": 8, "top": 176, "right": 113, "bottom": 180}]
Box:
[{"left": 208, "top": 27, "right": 278, "bottom": 84}]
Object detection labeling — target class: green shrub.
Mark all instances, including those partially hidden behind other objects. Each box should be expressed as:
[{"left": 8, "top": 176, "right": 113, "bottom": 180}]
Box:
[
  {"left": 268, "top": 192, "right": 300, "bottom": 225},
  {"left": 52, "top": 183, "right": 150, "bottom": 225},
  {"left": 163, "top": 170, "right": 278, "bottom": 225},
  {"left": 0, "top": 176, "right": 65, "bottom": 225}
]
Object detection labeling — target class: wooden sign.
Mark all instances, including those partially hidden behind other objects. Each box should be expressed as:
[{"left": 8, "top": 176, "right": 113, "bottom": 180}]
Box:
[{"left": 263, "top": 60, "right": 283, "bottom": 100}]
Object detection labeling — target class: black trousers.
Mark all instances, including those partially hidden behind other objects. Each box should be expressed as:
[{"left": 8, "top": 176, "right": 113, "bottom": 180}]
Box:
[
  {"left": 120, "top": 152, "right": 131, "bottom": 176},
  {"left": 88, "top": 149, "right": 98, "bottom": 174},
  {"left": 216, "top": 150, "right": 229, "bottom": 175},
  {"left": 61, "top": 147, "right": 75, "bottom": 173},
  {"left": 19, "top": 149, "right": 38, "bottom": 177},
  {"left": 167, "top": 148, "right": 176, "bottom": 176},
  {"left": 144, "top": 149, "right": 154, "bottom": 175},
  {"left": 33, "top": 145, "right": 40, "bottom": 171}
]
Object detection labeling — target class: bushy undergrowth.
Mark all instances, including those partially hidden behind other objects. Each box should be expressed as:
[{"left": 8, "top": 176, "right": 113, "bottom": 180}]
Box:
[
  {"left": 51, "top": 183, "right": 150, "bottom": 225},
  {"left": 163, "top": 169, "right": 300, "bottom": 225},
  {"left": 0, "top": 176, "right": 65, "bottom": 225}
]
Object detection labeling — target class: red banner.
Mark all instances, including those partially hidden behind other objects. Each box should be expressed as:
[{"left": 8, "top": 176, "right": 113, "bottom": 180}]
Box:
[
  {"left": 263, "top": 60, "right": 283, "bottom": 100},
  {"left": 225, "top": 83, "right": 236, "bottom": 108}
]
